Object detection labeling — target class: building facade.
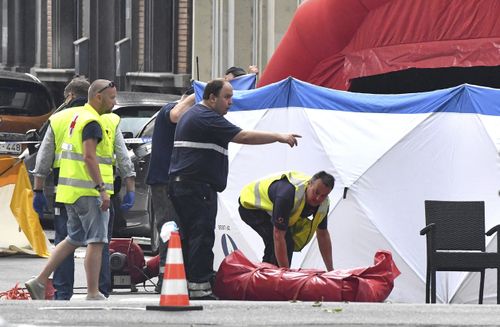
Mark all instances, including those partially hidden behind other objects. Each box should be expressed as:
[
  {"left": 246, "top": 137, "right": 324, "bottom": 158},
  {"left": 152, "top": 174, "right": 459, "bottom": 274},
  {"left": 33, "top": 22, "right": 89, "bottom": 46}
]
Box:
[
  {"left": 0, "top": 0, "right": 301, "bottom": 103},
  {"left": 0, "top": 0, "right": 192, "bottom": 103},
  {"left": 192, "top": 0, "right": 303, "bottom": 81}
]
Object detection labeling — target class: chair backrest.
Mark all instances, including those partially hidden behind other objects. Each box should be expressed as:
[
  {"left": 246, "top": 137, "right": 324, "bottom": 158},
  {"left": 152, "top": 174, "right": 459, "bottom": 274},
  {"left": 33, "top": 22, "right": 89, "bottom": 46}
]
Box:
[{"left": 424, "top": 200, "right": 485, "bottom": 251}]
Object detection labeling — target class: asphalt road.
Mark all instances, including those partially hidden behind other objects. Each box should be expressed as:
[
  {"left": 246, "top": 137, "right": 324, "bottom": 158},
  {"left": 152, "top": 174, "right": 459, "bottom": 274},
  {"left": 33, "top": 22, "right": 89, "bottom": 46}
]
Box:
[
  {"left": 2, "top": 296, "right": 500, "bottom": 326},
  {"left": 2, "top": 243, "right": 500, "bottom": 326}
]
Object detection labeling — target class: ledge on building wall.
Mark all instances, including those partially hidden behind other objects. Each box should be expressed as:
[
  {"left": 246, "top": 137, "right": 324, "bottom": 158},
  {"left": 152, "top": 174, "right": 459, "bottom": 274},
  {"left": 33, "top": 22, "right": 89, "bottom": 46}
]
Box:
[
  {"left": 126, "top": 72, "right": 191, "bottom": 94},
  {"left": 30, "top": 68, "right": 76, "bottom": 83}
]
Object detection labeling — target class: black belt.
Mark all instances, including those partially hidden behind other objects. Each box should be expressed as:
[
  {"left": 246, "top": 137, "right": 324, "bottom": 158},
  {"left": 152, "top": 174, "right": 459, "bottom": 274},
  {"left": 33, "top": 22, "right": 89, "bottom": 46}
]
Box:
[
  {"left": 171, "top": 175, "right": 189, "bottom": 182},
  {"left": 170, "top": 175, "right": 213, "bottom": 189},
  {"left": 171, "top": 175, "right": 204, "bottom": 184}
]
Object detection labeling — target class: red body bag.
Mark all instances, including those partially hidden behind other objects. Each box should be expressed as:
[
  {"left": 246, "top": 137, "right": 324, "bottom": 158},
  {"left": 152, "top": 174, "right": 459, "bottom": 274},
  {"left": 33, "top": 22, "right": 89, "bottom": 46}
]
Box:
[{"left": 214, "top": 250, "right": 400, "bottom": 302}]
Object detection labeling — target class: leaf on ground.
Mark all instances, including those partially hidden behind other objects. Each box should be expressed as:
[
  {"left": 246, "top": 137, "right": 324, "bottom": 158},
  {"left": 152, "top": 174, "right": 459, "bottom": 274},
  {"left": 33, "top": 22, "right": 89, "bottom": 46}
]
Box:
[{"left": 324, "top": 308, "right": 343, "bottom": 313}]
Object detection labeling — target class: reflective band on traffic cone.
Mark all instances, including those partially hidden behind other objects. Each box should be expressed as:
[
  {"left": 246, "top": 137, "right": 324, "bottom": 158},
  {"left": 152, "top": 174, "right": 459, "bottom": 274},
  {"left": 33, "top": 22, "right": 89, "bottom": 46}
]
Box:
[{"left": 146, "top": 231, "right": 203, "bottom": 311}]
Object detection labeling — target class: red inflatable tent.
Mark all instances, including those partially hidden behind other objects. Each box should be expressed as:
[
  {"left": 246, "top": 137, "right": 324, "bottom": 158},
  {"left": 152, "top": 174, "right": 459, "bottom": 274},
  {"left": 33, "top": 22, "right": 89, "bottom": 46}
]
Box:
[{"left": 258, "top": 0, "right": 500, "bottom": 91}]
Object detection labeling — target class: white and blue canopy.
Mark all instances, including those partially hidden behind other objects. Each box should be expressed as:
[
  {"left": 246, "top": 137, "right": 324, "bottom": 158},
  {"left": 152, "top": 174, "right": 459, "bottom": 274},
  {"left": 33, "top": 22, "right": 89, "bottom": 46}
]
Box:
[{"left": 194, "top": 78, "right": 500, "bottom": 304}]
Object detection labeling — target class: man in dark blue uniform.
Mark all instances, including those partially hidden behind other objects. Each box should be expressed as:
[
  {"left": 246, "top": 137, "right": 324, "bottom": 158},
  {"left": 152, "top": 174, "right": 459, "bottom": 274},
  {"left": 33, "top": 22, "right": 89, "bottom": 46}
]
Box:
[
  {"left": 145, "top": 87, "right": 194, "bottom": 293},
  {"left": 168, "top": 79, "right": 300, "bottom": 300}
]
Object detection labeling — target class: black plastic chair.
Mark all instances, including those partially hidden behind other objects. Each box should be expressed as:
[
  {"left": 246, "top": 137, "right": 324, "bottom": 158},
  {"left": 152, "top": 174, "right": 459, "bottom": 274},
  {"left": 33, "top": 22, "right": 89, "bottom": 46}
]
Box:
[{"left": 420, "top": 200, "right": 500, "bottom": 304}]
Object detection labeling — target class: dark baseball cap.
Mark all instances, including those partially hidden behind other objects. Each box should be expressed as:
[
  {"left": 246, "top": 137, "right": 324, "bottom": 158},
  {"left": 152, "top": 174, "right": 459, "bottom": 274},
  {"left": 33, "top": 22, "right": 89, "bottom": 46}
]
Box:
[
  {"left": 225, "top": 66, "right": 246, "bottom": 77},
  {"left": 183, "top": 85, "right": 194, "bottom": 96}
]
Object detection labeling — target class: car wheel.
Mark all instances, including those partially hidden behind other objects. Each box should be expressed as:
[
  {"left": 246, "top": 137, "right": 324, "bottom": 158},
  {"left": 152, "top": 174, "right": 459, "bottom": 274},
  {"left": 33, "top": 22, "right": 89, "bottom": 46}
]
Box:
[{"left": 149, "top": 195, "right": 160, "bottom": 255}]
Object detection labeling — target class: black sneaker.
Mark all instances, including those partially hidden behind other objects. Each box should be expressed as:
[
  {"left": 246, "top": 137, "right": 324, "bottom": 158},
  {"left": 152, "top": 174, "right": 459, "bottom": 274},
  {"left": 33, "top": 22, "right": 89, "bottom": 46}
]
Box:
[
  {"left": 155, "top": 275, "right": 163, "bottom": 294},
  {"left": 190, "top": 293, "right": 218, "bottom": 300}
]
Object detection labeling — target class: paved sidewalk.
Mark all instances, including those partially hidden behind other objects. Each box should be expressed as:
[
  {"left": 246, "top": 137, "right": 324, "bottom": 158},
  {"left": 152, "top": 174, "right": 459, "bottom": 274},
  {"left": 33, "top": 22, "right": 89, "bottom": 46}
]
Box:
[
  {"left": 2, "top": 244, "right": 500, "bottom": 326},
  {"left": 2, "top": 298, "right": 500, "bottom": 326}
]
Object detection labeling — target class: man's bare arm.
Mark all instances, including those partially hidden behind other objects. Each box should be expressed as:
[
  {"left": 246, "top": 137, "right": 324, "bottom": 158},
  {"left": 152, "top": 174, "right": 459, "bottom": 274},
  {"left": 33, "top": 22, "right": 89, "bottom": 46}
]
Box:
[
  {"left": 170, "top": 94, "right": 195, "bottom": 123},
  {"left": 83, "top": 138, "right": 110, "bottom": 211},
  {"left": 317, "top": 228, "right": 334, "bottom": 271},
  {"left": 232, "top": 130, "right": 301, "bottom": 147},
  {"left": 273, "top": 226, "right": 290, "bottom": 268}
]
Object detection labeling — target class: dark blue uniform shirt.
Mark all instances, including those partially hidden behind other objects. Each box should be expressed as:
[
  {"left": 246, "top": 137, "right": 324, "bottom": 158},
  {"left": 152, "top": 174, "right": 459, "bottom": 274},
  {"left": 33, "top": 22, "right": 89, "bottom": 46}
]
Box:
[
  {"left": 169, "top": 103, "right": 242, "bottom": 192},
  {"left": 146, "top": 102, "right": 177, "bottom": 185}
]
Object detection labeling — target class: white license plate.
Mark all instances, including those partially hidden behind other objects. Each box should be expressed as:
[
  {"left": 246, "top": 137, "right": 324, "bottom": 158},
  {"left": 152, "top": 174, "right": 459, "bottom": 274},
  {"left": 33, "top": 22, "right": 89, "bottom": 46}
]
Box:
[
  {"left": 0, "top": 142, "right": 22, "bottom": 154},
  {"left": 113, "top": 275, "right": 131, "bottom": 286}
]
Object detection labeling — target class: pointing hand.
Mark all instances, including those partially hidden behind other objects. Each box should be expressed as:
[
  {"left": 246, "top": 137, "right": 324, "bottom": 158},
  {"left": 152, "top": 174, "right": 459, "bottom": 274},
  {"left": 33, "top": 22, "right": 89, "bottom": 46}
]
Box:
[{"left": 281, "top": 133, "right": 301, "bottom": 147}]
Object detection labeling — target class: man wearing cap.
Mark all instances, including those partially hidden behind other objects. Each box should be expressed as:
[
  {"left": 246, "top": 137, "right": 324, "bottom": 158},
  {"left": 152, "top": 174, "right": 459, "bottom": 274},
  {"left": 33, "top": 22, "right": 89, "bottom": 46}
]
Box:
[{"left": 224, "top": 65, "right": 259, "bottom": 80}]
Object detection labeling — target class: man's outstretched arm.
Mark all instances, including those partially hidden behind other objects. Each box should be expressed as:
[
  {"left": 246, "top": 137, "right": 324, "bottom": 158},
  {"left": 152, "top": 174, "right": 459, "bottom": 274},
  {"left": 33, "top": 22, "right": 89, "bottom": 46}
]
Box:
[{"left": 232, "top": 130, "right": 301, "bottom": 147}]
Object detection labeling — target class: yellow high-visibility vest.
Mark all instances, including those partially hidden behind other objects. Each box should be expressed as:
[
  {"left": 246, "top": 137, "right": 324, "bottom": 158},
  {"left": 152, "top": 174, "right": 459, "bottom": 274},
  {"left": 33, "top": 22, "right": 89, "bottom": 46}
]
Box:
[
  {"left": 50, "top": 106, "right": 82, "bottom": 169},
  {"left": 51, "top": 109, "right": 120, "bottom": 168},
  {"left": 100, "top": 112, "right": 120, "bottom": 166},
  {"left": 54, "top": 104, "right": 114, "bottom": 204},
  {"left": 240, "top": 171, "right": 329, "bottom": 251}
]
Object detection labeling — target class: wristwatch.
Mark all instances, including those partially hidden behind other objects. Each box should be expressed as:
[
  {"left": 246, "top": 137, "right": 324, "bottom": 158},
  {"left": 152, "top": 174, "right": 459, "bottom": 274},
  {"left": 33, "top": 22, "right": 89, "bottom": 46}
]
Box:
[{"left": 94, "top": 183, "right": 106, "bottom": 193}]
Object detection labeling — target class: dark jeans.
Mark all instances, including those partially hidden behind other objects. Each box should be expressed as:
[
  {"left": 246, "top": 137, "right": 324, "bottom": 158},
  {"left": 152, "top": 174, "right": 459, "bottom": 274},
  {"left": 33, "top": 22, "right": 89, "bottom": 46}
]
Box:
[
  {"left": 53, "top": 201, "right": 114, "bottom": 300},
  {"left": 238, "top": 203, "right": 294, "bottom": 267},
  {"left": 150, "top": 183, "right": 179, "bottom": 269},
  {"left": 169, "top": 180, "right": 217, "bottom": 283}
]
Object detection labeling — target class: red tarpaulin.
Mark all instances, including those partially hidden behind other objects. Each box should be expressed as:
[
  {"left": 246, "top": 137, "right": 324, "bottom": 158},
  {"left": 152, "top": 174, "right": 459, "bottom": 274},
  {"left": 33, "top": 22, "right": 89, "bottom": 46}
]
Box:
[
  {"left": 214, "top": 250, "right": 400, "bottom": 302},
  {"left": 258, "top": 0, "right": 500, "bottom": 90}
]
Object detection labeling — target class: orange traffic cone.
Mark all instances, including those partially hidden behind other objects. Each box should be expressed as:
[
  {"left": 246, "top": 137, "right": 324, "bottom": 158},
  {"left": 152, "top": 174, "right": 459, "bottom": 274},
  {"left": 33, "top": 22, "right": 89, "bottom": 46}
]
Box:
[{"left": 146, "top": 231, "right": 203, "bottom": 311}]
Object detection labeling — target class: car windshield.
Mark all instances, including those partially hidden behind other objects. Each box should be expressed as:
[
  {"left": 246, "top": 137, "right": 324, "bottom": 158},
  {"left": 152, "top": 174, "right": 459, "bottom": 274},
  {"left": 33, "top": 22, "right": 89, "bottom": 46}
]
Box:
[
  {"left": 140, "top": 115, "right": 156, "bottom": 138},
  {"left": 0, "top": 79, "right": 52, "bottom": 116},
  {"left": 114, "top": 106, "right": 159, "bottom": 136}
]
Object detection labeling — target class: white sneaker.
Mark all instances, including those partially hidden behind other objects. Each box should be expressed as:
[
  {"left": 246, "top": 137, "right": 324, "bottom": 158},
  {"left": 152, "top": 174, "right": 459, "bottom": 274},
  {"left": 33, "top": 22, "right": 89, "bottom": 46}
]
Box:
[
  {"left": 25, "top": 277, "right": 45, "bottom": 300},
  {"left": 85, "top": 292, "right": 107, "bottom": 301}
]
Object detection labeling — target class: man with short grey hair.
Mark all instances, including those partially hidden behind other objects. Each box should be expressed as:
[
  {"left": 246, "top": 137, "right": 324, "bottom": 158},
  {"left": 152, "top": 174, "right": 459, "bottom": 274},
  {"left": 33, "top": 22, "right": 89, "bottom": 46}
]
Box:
[{"left": 63, "top": 76, "right": 90, "bottom": 107}]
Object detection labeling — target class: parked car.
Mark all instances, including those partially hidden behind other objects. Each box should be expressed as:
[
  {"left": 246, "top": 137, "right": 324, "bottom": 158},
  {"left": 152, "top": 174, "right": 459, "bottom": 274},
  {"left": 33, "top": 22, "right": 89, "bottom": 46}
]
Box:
[
  {"left": 111, "top": 92, "right": 179, "bottom": 254},
  {"left": 0, "top": 71, "right": 55, "bottom": 155},
  {"left": 0, "top": 70, "right": 56, "bottom": 226}
]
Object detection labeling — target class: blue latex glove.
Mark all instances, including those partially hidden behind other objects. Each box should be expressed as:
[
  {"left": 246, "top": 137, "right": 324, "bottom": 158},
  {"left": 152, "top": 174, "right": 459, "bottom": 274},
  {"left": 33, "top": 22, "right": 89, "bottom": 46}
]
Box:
[
  {"left": 33, "top": 191, "right": 47, "bottom": 219},
  {"left": 120, "top": 191, "right": 135, "bottom": 212}
]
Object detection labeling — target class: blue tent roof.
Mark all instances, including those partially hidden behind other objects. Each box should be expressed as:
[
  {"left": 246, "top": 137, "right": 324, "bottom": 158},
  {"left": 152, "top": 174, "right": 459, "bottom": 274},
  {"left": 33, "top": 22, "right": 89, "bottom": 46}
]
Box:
[{"left": 194, "top": 78, "right": 500, "bottom": 115}]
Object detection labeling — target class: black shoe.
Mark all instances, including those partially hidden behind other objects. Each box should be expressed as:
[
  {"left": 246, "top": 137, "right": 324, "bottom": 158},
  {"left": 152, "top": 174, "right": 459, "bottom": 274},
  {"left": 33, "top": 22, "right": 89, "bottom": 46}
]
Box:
[
  {"left": 190, "top": 293, "right": 218, "bottom": 300},
  {"left": 154, "top": 274, "right": 163, "bottom": 294}
]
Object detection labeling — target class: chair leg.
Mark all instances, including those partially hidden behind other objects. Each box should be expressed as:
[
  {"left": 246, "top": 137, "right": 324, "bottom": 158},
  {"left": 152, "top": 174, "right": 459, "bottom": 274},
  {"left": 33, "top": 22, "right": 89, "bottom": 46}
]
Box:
[
  {"left": 431, "top": 269, "right": 437, "bottom": 303},
  {"left": 497, "top": 268, "right": 500, "bottom": 305},
  {"left": 479, "top": 270, "right": 485, "bottom": 304},
  {"left": 425, "top": 267, "right": 430, "bottom": 303}
]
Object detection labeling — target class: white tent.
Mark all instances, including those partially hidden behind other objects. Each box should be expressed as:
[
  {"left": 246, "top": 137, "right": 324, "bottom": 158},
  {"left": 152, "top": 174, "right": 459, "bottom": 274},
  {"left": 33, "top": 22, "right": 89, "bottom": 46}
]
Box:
[
  {"left": 0, "top": 156, "right": 50, "bottom": 257},
  {"left": 201, "top": 79, "right": 500, "bottom": 304}
]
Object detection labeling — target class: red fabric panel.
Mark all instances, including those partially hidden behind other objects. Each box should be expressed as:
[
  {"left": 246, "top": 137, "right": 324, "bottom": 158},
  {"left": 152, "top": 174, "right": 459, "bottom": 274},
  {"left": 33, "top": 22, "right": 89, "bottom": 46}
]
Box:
[
  {"left": 341, "top": 0, "right": 500, "bottom": 84},
  {"left": 259, "top": 0, "right": 500, "bottom": 90},
  {"left": 344, "top": 38, "right": 500, "bottom": 85},
  {"left": 257, "top": 0, "right": 389, "bottom": 88},
  {"left": 213, "top": 250, "right": 401, "bottom": 302}
]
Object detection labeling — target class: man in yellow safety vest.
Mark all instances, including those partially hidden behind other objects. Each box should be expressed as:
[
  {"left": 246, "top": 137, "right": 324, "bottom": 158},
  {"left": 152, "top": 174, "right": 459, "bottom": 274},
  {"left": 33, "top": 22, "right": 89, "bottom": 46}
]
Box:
[
  {"left": 239, "top": 171, "right": 335, "bottom": 271},
  {"left": 26, "top": 80, "right": 127, "bottom": 300}
]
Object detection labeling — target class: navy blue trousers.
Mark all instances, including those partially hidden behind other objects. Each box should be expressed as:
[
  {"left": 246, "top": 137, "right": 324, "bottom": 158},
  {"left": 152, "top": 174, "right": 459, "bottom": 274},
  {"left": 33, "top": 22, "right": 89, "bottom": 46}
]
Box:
[
  {"left": 169, "top": 180, "right": 217, "bottom": 283},
  {"left": 238, "top": 204, "right": 294, "bottom": 267}
]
